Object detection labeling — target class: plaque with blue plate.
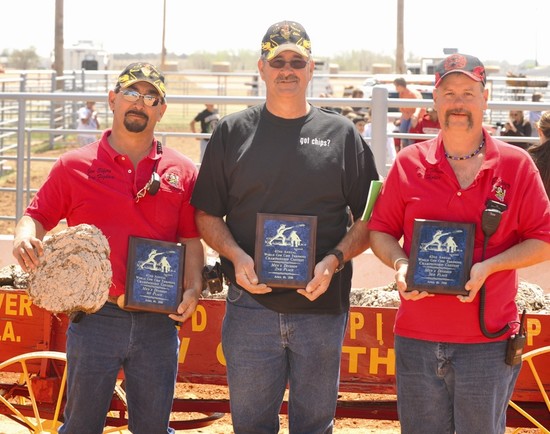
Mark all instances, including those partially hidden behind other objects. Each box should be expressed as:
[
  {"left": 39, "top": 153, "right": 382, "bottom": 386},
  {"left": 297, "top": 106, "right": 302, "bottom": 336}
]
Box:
[
  {"left": 406, "top": 220, "right": 475, "bottom": 295},
  {"left": 125, "top": 237, "right": 185, "bottom": 313},
  {"left": 255, "top": 213, "right": 317, "bottom": 288}
]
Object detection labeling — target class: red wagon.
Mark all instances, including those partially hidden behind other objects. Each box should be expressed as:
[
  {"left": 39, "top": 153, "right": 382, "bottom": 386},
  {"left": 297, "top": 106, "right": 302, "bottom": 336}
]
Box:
[{"left": 1, "top": 290, "right": 550, "bottom": 432}]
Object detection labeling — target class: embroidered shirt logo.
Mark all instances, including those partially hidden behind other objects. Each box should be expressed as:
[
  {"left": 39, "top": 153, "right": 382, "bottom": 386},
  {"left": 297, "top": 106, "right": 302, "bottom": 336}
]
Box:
[
  {"left": 164, "top": 172, "right": 180, "bottom": 188},
  {"left": 491, "top": 177, "right": 509, "bottom": 202}
]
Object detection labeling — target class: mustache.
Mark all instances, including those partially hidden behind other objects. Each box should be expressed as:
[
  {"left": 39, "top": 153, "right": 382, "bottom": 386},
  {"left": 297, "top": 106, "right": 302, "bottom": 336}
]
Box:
[
  {"left": 445, "top": 108, "right": 471, "bottom": 117},
  {"left": 125, "top": 110, "right": 149, "bottom": 121},
  {"left": 275, "top": 74, "right": 299, "bottom": 83},
  {"left": 444, "top": 109, "right": 473, "bottom": 128}
]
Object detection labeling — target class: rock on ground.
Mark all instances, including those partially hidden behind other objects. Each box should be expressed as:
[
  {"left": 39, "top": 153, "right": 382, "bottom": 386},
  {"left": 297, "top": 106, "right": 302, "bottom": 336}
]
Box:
[{"left": 350, "top": 281, "right": 550, "bottom": 313}]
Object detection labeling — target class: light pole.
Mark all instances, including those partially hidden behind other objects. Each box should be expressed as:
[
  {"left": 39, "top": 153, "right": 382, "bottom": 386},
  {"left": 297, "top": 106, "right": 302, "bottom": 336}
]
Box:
[
  {"left": 396, "top": 0, "right": 405, "bottom": 74},
  {"left": 161, "top": 0, "right": 167, "bottom": 69}
]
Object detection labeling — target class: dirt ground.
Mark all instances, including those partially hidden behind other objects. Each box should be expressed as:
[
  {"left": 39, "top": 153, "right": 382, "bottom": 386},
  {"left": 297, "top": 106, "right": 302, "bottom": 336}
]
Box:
[{"left": 0, "top": 384, "right": 540, "bottom": 434}]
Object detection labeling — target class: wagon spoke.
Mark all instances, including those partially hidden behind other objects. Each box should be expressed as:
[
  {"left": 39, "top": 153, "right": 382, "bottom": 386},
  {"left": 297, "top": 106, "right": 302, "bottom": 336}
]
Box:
[{"left": 509, "top": 346, "right": 550, "bottom": 433}]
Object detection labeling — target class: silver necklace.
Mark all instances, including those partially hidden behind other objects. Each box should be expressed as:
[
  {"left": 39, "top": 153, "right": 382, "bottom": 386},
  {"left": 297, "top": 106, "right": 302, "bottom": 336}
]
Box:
[{"left": 444, "top": 139, "right": 485, "bottom": 161}]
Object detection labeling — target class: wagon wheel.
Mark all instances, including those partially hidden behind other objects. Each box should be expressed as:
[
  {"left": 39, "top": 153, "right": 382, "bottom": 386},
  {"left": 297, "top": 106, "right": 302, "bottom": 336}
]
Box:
[
  {"left": 509, "top": 346, "right": 550, "bottom": 433},
  {"left": 0, "top": 351, "right": 129, "bottom": 433}
]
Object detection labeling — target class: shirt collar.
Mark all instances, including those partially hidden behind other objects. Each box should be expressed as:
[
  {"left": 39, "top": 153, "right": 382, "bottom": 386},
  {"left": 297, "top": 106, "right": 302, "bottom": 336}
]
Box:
[{"left": 99, "top": 129, "right": 162, "bottom": 162}]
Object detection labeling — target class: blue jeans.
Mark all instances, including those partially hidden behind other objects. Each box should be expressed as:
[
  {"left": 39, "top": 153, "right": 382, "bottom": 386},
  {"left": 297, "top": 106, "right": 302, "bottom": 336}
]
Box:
[
  {"left": 399, "top": 117, "right": 412, "bottom": 147},
  {"left": 394, "top": 335, "right": 521, "bottom": 434},
  {"left": 58, "top": 302, "right": 179, "bottom": 434},
  {"left": 222, "top": 285, "right": 348, "bottom": 434}
]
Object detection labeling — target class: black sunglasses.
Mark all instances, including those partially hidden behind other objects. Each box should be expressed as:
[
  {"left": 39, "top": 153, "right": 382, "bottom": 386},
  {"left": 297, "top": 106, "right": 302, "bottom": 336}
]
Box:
[
  {"left": 267, "top": 58, "right": 309, "bottom": 70},
  {"left": 120, "top": 89, "right": 161, "bottom": 107}
]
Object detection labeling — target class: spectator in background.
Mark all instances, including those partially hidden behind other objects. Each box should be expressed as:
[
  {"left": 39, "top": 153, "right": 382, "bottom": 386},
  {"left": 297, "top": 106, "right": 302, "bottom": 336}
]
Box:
[
  {"left": 393, "top": 77, "right": 424, "bottom": 148},
  {"left": 350, "top": 87, "right": 368, "bottom": 116},
  {"left": 342, "top": 84, "right": 354, "bottom": 98},
  {"left": 76, "top": 101, "right": 100, "bottom": 146},
  {"left": 189, "top": 103, "right": 220, "bottom": 162},
  {"left": 529, "top": 110, "right": 550, "bottom": 198},
  {"left": 363, "top": 109, "right": 397, "bottom": 166},
  {"left": 352, "top": 115, "right": 367, "bottom": 136},
  {"left": 529, "top": 92, "right": 544, "bottom": 136},
  {"left": 501, "top": 110, "right": 532, "bottom": 149},
  {"left": 409, "top": 107, "right": 440, "bottom": 143}
]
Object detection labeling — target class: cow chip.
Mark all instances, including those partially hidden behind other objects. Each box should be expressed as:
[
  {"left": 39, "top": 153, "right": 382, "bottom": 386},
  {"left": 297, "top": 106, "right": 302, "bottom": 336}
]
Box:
[{"left": 27, "top": 224, "right": 112, "bottom": 314}]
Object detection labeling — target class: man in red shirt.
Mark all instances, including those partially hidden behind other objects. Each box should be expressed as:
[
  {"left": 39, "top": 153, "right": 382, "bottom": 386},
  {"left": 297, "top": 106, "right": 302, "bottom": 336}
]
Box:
[
  {"left": 369, "top": 54, "right": 550, "bottom": 433},
  {"left": 12, "top": 62, "right": 204, "bottom": 434}
]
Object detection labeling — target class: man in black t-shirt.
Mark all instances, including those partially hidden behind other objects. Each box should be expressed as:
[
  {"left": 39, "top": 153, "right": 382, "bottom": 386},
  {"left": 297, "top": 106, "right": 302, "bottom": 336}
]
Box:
[{"left": 191, "top": 21, "right": 378, "bottom": 433}]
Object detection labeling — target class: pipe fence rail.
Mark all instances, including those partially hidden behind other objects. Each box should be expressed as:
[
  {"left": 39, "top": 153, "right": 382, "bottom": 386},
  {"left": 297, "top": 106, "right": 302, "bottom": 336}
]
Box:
[{"left": 1, "top": 84, "right": 550, "bottom": 231}]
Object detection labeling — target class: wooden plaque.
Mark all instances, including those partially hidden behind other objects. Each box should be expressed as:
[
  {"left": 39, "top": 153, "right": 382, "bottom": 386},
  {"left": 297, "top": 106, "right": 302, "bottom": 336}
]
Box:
[
  {"left": 254, "top": 213, "right": 317, "bottom": 288},
  {"left": 125, "top": 237, "right": 185, "bottom": 313},
  {"left": 406, "top": 219, "right": 475, "bottom": 295}
]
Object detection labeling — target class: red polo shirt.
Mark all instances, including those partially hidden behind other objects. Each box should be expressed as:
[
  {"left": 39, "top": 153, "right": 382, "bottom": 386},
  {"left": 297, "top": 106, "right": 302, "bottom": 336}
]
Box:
[
  {"left": 25, "top": 129, "right": 199, "bottom": 296},
  {"left": 368, "top": 130, "right": 550, "bottom": 343}
]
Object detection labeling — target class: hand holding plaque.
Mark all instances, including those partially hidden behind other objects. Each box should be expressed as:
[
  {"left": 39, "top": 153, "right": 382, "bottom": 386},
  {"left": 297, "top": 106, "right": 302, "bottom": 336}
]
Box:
[
  {"left": 125, "top": 237, "right": 185, "bottom": 313},
  {"left": 406, "top": 220, "right": 475, "bottom": 295},
  {"left": 254, "top": 213, "right": 317, "bottom": 288}
]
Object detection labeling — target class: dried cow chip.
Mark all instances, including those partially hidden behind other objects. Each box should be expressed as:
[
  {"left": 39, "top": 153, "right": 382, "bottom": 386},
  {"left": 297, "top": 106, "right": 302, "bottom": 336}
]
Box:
[{"left": 27, "top": 224, "right": 112, "bottom": 314}]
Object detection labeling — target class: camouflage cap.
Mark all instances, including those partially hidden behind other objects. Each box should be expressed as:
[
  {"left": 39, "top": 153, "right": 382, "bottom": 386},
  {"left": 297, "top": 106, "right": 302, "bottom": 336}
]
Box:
[
  {"left": 261, "top": 21, "right": 311, "bottom": 61},
  {"left": 116, "top": 62, "right": 166, "bottom": 97}
]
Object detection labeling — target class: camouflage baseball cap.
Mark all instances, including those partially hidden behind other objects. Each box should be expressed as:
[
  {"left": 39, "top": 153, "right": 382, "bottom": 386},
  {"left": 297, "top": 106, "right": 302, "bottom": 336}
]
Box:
[
  {"left": 261, "top": 21, "right": 311, "bottom": 61},
  {"left": 434, "top": 54, "right": 486, "bottom": 88},
  {"left": 116, "top": 62, "right": 166, "bottom": 97}
]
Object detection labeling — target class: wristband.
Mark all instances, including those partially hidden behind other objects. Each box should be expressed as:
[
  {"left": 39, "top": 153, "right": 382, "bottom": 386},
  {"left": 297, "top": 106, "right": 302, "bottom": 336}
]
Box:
[
  {"left": 393, "top": 257, "right": 409, "bottom": 271},
  {"left": 325, "top": 248, "right": 345, "bottom": 273}
]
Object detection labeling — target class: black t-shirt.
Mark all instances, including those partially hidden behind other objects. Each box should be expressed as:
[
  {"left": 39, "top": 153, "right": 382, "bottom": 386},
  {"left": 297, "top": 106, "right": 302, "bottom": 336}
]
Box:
[{"left": 191, "top": 104, "right": 379, "bottom": 313}]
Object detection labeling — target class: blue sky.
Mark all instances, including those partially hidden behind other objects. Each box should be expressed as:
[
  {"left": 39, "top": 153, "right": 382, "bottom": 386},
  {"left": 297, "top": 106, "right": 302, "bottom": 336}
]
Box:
[{"left": 3, "top": 0, "right": 549, "bottom": 66}]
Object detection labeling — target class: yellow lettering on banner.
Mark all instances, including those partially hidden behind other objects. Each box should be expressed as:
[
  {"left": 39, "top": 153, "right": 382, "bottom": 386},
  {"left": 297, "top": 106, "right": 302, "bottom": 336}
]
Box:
[
  {"left": 192, "top": 305, "right": 207, "bottom": 332},
  {"left": 1, "top": 321, "right": 17, "bottom": 342},
  {"left": 20, "top": 294, "right": 33, "bottom": 316},
  {"left": 342, "top": 345, "right": 367, "bottom": 373},
  {"left": 376, "top": 313, "right": 384, "bottom": 345},
  {"left": 369, "top": 348, "right": 395, "bottom": 375},
  {"left": 216, "top": 343, "right": 226, "bottom": 366},
  {"left": 527, "top": 318, "right": 541, "bottom": 347},
  {"left": 5, "top": 293, "right": 18, "bottom": 315},
  {"left": 0, "top": 293, "right": 33, "bottom": 317},
  {"left": 178, "top": 337, "right": 191, "bottom": 363},
  {"left": 348, "top": 312, "right": 364, "bottom": 340}
]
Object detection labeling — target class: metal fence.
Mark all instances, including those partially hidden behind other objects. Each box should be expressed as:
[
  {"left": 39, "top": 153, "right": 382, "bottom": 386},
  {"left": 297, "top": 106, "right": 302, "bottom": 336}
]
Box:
[{"left": 1, "top": 70, "right": 550, "bottom": 232}]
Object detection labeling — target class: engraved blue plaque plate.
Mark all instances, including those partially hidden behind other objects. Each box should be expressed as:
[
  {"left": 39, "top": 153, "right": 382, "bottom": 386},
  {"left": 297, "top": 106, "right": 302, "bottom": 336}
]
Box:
[
  {"left": 255, "top": 214, "right": 317, "bottom": 288},
  {"left": 406, "top": 220, "right": 475, "bottom": 295},
  {"left": 125, "top": 237, "right": 185, "bottom": 313}
]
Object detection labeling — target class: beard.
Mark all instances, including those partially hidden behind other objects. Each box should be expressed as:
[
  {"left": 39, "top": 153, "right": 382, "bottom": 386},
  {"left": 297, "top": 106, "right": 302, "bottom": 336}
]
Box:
[{"left": 123, "top": 110, "right": 149, "bottom": 133}]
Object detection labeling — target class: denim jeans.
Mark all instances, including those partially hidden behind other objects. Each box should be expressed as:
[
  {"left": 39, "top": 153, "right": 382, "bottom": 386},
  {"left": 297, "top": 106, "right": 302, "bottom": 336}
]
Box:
[
  {"left": 58, "top": 302, "right": 178, "bottom": 434},
  {"left": 394, "top": 335, "right": 521, "bottom": 434},
  {"left": 399, "top": 117, "right": 412, "bottom": 147},
  {"left": 222, "top": 284, "right": 348, "bottom": 434}
]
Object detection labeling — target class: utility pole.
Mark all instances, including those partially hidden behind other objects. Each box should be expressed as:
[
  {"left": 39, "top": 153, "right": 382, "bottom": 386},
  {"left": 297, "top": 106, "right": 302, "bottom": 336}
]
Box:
[
  {"left": 161, "top": 0, "right": 167, "bottom": 70},
  {"left": 54, "top": 0, "right": 64, "bottom": 88},
  {"left": 396, "top": 0, "right": 405, "bottom": 74}
]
